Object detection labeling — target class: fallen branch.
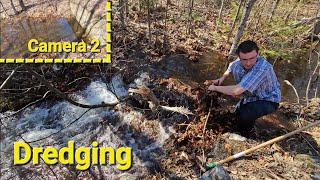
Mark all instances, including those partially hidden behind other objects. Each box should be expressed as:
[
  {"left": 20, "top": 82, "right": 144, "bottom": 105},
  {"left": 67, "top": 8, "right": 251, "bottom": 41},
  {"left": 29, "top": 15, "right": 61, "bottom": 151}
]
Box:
[
  {"left": 291, "top": 16, "right": 320, "bottom": 28},
  {"left": 129, "top": 86, "right": 194, "bottom": 116},
  {"left": 206, "top": 120, "right": 320, "bottom": 170},
  {"left": 2, "top": 91, "right": 51, "bottom": 119},
  {"left": 202, "top": 99, "right": 213, "bottom": 137},
  {"left": 0, "top": 65, "right": 23, "bottom": 90},
  {"left": 129, "top": 85, "right": 160, "bottom": 108},
  {"left": 26, "top": 67, "right": 118, "bottom": 108},
  {"left": 268, "top": 16, "right": 320, "bottom": 36},
  {"left": 161, "top": 105, "right": 194, "bottom": 116},
  {"left": 67, "top": 77, "right": 92, "bottom": 86}
]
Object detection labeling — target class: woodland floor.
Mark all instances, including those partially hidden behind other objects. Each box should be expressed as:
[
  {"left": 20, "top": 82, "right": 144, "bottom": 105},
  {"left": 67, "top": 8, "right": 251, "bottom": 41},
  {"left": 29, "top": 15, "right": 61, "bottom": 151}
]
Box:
[{"left": 0, "top": 0, "right": 319, "bottom": 179}]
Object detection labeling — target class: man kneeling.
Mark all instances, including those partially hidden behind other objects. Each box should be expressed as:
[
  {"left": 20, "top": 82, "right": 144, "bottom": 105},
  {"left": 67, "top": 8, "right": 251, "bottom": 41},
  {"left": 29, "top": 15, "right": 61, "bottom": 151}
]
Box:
[{"left": 207, "top": 40, "right": 281, "bottom": 134}]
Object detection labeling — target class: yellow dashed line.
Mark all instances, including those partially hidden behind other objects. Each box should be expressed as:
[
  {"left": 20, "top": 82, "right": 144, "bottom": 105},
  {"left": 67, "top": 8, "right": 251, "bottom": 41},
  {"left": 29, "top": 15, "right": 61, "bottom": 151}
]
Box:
[
  {"left": 106, "top": 43, "right": 112, "bottom": 53},
  {"left": 35, "top": 59, "right": 43, "bottom": 63},
  {"left": 106, "top": 1, "right": 112, "bottom": 63},
  {"left": 106, "top": 33, "right": 112, "bottom": 43},
  {"left": 106, "top": 1, "right": 112, "bottom": 11},
  {"left": 25, "top": 59, "right": 34, "bottom": 63},
  {"left": 74, "top": 59, "right": 82, "bottom": 63},
  {"left": 83, "top": 59, "right": 92, "bottom": 63},
  {"left": 54, "top": 59, "right": 63, "bottom": 63},
  {"left": 0, "top": 58, "right": 113, "bottom": 63},
  {"left": 93, "top": 59, "right": 102, "bottom": 63},
  {"left": 16, "top": 59, "right": 24, "bottom": 63},
  {"left": 106, "top": 12, "right": 112, "bottom": 21},
  {"left": 104, "top": 54, "right": 111, "bottom": 63},
  {"left": 6, "top": 59, "right": 15, "bottom": 63},
  {"left": 64, "top": 59, "right": 73, "bottom": 63},
  {"left": 106, "top": 23, "right": 112, "bottom": 32},
  {"left": 45, "top": 59, "right": 53, "bottom": 63}
]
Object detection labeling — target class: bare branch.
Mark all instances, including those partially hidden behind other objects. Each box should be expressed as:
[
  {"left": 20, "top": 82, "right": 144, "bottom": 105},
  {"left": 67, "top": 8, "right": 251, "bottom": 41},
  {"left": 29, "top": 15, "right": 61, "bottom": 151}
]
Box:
[
  {"left": 2, "top": 91, "right": 51, "bottom": 119},
  {"left": 0, "top": 66, "right": 23, "bottom": 90},
  {"left": 284, "top": 80, "right": 300, "bottom": 104},
  {"left": 26, "top": 67, "right": 118, "bottom": 108}
]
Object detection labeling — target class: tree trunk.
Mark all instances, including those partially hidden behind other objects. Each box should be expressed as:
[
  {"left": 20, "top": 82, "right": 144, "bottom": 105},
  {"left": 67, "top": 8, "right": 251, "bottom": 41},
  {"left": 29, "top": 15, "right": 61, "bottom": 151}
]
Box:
[
  {"left": 147, "top": 0, "right": 152, "bottom": 46},
  {"left": 251, "top": 0, "right": 268, "bottom": 38},
  {"left": 119, "top": 0, "right": 125, "bottom": 29},
  {"left": 187, "top": 0, "right": 194, "bottom": 34},
  {"left": 0, "top": 1, "right": 9, "bottom": 17},
  {"left": 269, "top": 0, "right": 280, "bottom": 22},
  {"left": 216, "top": 0, "right": 225, "bottom": 31},
  {"left": 228, "top": 0, "right": 257, "bottom": 59},
  {"left": 227, "top": 0, "right": 243, "bottom": 43},
  {"left": 10, "top": 0, "right": 18, "bottom": 15},
  {"left": 163, "top": 0, "right": 169, "bottom": 50},
  {"left": 18, "top": 0, "right": 26, "bottom": 11},
  {"left": 218, "top": 0, "right": 225, "bottom": 22},
  {"left": 139, "top": 0, "right": 142, "bottom": 11},
  {"left": 284, "top": 0, "right": 300, "bottom": 24},
  {"left": 125, "top": 0, "right": 129, "bottom": 19}
]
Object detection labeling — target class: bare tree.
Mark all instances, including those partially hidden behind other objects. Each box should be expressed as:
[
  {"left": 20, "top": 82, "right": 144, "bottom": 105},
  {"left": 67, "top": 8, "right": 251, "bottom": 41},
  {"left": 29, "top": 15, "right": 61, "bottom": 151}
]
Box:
[
  {"left": 306, "top": 9, "right": 320, "bottom": 105},
  {"left": 139, "top": 0, "right": 142, "bottom": 11},
  {"left": 229, "top": 0, "right": 257, "bottom": 59},
  {"left": 125, "top": 0, "right": 129, "bottom": 18},
  {"left": 18, "top": 0, "right": 26, "bottom": 11},
  {"left": 10, "top": 0, "right": 18, "bottom": 15},
  {"left": 119, "top": 0, "right": 125, "bottom": 29},
  {"left": 251, "top": 0, "right": 268, "bottom": 38},
  {"left": 227, "top": 0, "right": 244, "bottom": 43},
  {"left": 163, "top": 0, "right": 169, "bottom": 50},
  {"left": 187, "top": 0, "right": 194, "bottom": 34},
  {"left": 147, "top": 0, "right": 152, "bottom": 46},
  {"left": 0, "top": 1, "right": 9, "bottom": 17},
  {"left": 284, "top": 0, "right": 300, "bottom": 24},
  {"left": 269, "top": 0, "right": 281, "bottom": 22},
  {"left": 218, "top": 0, "right": 225, "bottom": 22}
]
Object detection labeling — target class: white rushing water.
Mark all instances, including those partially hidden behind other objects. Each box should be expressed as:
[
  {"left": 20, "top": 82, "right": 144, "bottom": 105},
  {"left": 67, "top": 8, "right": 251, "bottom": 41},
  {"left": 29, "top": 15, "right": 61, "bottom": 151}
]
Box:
[{"left": 0, "top": 73, "right": 172, "bottom": 179}]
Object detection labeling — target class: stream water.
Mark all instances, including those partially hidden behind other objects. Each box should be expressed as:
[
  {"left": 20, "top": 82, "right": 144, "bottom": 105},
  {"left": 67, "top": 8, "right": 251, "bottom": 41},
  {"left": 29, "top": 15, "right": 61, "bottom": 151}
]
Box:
[{"left": 0, "top": 17, "right": 83, "bottom": 58}]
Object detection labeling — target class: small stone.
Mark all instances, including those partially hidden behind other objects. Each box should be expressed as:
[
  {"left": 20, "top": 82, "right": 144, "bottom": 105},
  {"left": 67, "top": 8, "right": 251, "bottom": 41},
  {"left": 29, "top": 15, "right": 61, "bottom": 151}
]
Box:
[
  {"left": 231, "top": 170, "right": 238, "bottom": 175},
  {"left": 118, "top": 173, "right": 138, "bottom": 180}
]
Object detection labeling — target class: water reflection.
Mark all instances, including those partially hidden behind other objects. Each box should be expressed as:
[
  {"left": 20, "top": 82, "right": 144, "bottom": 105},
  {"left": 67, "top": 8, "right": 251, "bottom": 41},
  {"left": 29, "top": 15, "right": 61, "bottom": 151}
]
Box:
[
  {"left": 0, "top": 17, "right": 82, "bottom": 58},
  {"left": 157, "top": 51, "right": 318, "bottom": 104}
]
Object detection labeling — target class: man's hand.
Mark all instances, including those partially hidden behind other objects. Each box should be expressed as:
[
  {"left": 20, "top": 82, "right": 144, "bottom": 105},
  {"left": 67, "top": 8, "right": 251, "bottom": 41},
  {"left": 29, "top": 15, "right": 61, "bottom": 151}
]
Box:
[
  {"left": 212, "top": 79, "right": 222, "bottom": 85},
  {"left": 208, "top": 84, "right": 217, "bottom": 91},
  {"left": 204, "top": 78, "right": 222, "bottom": 86}
]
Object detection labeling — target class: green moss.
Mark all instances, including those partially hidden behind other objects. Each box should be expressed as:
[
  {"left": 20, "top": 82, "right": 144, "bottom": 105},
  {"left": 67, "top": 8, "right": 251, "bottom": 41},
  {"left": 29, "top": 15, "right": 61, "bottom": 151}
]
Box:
[{"left": 191, "top": 11, "right": 202, "bottom": 22}]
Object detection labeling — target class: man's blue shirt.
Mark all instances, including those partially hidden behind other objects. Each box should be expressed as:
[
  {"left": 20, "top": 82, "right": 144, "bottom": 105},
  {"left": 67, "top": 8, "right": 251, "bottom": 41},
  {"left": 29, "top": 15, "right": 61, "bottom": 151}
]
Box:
[{"left": 227, "top": 56, "right": 281, "bottom": 104}]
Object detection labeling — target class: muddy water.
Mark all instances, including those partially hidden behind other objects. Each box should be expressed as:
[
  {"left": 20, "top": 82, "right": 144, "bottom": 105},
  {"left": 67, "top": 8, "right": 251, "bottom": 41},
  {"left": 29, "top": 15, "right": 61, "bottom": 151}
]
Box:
[
  {"left": 0, "top": 17, "right": 83, "bottom": 58},
  {"left": 154, "top": 52, "right": 226, "bottom": 82},
  {"left": 156, "top": 51, "right": 319, "bottom": 104}
]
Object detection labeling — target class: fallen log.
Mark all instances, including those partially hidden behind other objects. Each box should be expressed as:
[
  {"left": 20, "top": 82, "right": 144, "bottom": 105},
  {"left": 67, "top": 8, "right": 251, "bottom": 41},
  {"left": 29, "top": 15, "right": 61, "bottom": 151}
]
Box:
[{"left": 206, "top": 120, "right": 320, "bottom": 170}]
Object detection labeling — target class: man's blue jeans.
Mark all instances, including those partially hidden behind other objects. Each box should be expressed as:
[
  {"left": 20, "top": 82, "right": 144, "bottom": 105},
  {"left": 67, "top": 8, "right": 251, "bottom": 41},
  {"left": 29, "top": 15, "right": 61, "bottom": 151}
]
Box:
[{"left": 235, "top": 100, "right": 279, "bottom": 132}]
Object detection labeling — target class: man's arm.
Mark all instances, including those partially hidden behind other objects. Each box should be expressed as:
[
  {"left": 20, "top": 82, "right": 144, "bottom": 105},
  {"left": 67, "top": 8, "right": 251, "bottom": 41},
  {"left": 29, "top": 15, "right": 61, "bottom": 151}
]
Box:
[
  {"left": 208, "top": 84, "right": 246, "bottom": 96},
  {"left": 205, "top": 69, "right": 231, "bottom": 86},
  {"left": 218, "top": 70, "right": 231, "bottom": 84}
]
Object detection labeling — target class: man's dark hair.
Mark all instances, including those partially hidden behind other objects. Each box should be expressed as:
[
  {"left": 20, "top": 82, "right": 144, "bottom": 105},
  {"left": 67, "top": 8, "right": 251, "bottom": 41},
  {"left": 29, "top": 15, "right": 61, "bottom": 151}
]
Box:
[{"left": 236, "top": 40, "right": 259, "bottom": 54}]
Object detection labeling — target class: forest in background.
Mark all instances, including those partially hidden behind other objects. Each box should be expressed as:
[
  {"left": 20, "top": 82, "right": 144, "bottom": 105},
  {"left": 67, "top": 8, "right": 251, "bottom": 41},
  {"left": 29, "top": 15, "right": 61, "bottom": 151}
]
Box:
[{"left": 0, "top": 0, "right": 319, "bottom": 179}]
